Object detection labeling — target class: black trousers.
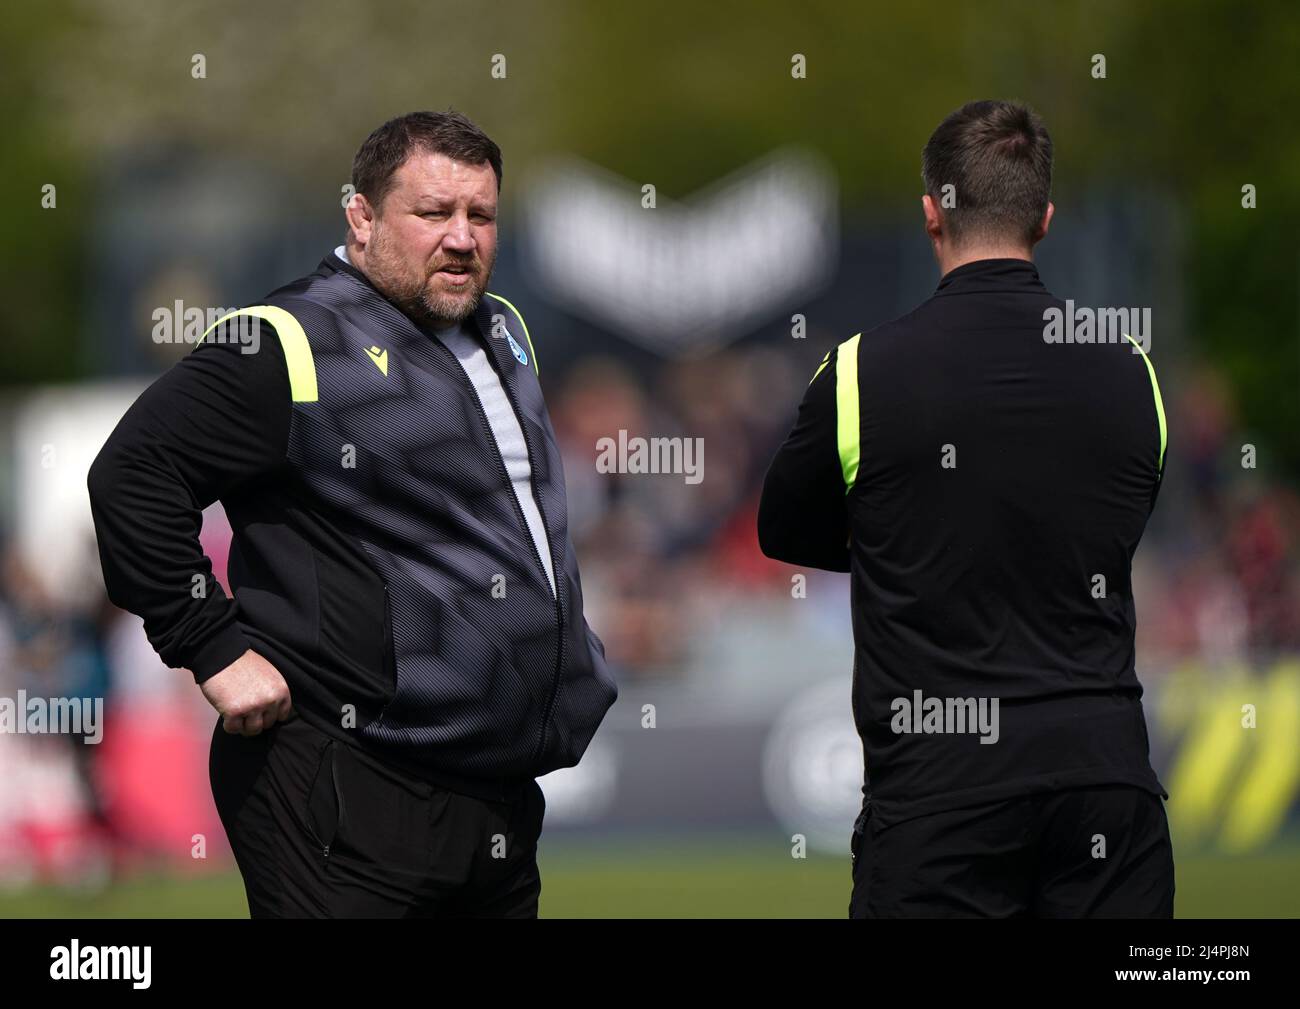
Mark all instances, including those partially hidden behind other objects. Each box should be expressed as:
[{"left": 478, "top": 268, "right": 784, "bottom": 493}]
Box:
[
  {"left": 850, "top": 784, "right": 1175, "bottom": 918},
  {"left": 209, "top": 713, "right": 545, "bottom": 918}
]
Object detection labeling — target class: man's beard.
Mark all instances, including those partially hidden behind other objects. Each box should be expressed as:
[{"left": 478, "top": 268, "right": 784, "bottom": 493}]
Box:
[{"left": 368, "top": 228, "right": 493, "bottom": 328}]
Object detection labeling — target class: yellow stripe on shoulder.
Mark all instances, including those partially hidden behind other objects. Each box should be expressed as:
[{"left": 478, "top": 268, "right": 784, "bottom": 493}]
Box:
[
  {"left": 201, "top": 306, "right": 318, "bottom": 403},
  {"left": 835, "top": 334, "right": 862, "bottom": 491},
  {"left": 809, "top": 349, "right": 832, "bottom": 385},
  {"left": 1123, "top": 332, "right": 1167, "bottom": 472}
]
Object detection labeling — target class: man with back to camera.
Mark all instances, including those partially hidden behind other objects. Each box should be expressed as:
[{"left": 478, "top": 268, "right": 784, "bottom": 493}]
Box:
[
  {"left": 757, "top": 100, "right": 1173, "bottom": 917},
  {"left": 88, "top": 110, "right": 618, "bottom": 917}
]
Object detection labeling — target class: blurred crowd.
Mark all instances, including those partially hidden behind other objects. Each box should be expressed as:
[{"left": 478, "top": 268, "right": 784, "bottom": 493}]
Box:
[
  {"left": 0, "top": 334, "right": 1296, "bottom": 887},
  {"left": 554, "top": 343, "right": 1300, "bottom": 672}
]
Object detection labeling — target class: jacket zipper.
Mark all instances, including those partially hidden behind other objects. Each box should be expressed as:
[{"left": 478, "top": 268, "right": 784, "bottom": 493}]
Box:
[
  {"left": 494, "top": 365, "right": 567, "bottom": 762},
  {"left": 427, "top": 336, "right": 566, "bottom": 760},
  {"left": 374, "top": 584, "right": 395, "bottom": 725}
]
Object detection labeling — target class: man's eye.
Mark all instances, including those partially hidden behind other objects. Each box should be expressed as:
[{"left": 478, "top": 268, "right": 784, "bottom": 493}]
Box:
[{"left": 421, "top": 211, "right": 448, "bottom": 219}]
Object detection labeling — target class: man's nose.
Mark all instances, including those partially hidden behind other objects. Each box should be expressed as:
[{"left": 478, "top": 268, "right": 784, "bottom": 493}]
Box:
[{"left": 442, "top": 215, "right": 475, "bottom": 253}]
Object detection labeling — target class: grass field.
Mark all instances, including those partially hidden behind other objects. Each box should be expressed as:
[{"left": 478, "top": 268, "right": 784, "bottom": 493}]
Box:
[{"left": 2, "top": 837, "right": 1298, "bottom": 918}]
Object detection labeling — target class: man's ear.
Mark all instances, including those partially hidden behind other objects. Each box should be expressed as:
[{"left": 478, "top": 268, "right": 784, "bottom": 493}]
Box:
[
  {"left": 346, "top": 193, "right": 377, "bottom": 248},
  {"left": 922, "top": 194, "right": 944, "bottom": 243},
  {"left": 1032, "top": 201, "right": 1055, "bottom": 244}
]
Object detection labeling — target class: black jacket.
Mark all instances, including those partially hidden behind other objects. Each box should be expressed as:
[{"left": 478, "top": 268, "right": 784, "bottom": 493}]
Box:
[
  {"left": 759, "top": 258, "right": 1168, "bottom": 827},
  {"left": 89, "top": 251, "right": 618, "bottom": 800}
]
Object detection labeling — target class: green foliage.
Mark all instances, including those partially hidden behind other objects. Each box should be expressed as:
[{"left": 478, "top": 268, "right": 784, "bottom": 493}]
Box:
[{"left": 1, "top": 0, "right": 1294, "bottom": 469}]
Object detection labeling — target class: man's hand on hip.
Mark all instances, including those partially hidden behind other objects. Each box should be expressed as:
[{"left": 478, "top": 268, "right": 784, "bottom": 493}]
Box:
[{"left": 201, "top": 649, "right": 294, "bottom": 736}]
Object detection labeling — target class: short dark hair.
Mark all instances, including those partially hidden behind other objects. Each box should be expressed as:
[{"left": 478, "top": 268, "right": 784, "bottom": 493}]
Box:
[
  {"left": 351, "top": 110, "right": 503, "bottom": 211},
  {"left": 921, "top": 100, "right": 1052, "bottom": 246}
]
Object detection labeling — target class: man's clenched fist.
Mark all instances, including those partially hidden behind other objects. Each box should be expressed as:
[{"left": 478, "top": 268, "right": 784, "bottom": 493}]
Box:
[{"left": 201, "top": 649, "right": 294, "bottom": 736}]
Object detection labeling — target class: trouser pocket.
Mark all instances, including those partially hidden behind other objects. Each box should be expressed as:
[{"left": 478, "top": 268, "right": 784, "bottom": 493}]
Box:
[
  {"left": 848, "top": 798, "right": 875, "bottom": 918},
  {"left": 850, "top": 799, "right": 873, "bottom": 863},
  {"left": 305, "top": 740, "right": 343, "bottom": 861}
]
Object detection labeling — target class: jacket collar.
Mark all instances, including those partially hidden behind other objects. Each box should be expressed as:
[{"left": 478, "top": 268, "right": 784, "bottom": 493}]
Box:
[
  {"left": 933, "top": 257, "right": 1047, "bottom": 297},
  {"left": 320, "top": 251, "right": 517, "bottom": 379}
]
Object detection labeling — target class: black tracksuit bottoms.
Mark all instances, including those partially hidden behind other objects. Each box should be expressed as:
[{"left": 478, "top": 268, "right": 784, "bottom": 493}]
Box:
[
  {"left": 850, "top": 784, "right": 1175, "bottom": 918},
  {"left": 209, "top": 713, "right": 545, "bottom": 918}
]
